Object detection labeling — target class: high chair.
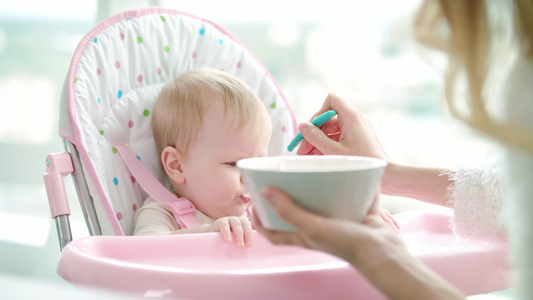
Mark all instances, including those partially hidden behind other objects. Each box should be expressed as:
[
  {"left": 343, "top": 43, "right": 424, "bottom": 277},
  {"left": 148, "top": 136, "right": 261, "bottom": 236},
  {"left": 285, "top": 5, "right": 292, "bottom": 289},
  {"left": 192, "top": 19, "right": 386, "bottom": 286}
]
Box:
[{"left": 43, "top": 7, "right": 511, "bottom": 299}]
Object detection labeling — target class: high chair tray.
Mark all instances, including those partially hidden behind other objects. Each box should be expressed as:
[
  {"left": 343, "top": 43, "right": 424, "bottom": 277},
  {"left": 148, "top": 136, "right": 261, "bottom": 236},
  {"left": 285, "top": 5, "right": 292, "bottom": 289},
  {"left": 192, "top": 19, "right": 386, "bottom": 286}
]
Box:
[{"left": 57, "top": 210, "right": 510, "bottom": 299}]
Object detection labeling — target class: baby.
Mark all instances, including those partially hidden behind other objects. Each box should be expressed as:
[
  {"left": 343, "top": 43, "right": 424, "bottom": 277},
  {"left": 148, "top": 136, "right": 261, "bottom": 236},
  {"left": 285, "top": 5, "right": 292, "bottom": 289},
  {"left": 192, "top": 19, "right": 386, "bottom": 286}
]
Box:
[{"left": 133, "top": 68, "right": 272, "bottom": 248}]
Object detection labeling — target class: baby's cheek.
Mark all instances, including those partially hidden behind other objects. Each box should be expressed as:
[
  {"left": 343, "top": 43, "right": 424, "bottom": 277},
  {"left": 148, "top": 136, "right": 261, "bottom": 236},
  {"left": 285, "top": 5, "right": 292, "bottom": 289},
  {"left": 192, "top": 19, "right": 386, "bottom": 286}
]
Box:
[
  {"left": 221, "top": 171, "right": 242, "bottom": 193},
  {"left": 210, "top": 170, "right": 233, "bottom": 187}
]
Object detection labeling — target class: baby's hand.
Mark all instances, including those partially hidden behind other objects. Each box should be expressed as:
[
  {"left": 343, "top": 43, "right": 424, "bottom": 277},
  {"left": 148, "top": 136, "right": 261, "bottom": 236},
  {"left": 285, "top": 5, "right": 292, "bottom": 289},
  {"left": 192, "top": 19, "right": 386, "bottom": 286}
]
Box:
[
  {"left": 209, "top": 216, "right": 253, "bottom": 247},
  {"left": 379, "top": 208, "right": 400, "bottom": 232}
]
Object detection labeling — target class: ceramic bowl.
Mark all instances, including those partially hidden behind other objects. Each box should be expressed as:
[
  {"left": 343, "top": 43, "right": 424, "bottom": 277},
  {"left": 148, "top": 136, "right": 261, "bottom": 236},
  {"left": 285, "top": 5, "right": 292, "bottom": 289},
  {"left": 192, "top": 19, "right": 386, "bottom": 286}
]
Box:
[{"left": 238, "top": 155, "right": 387, "bottom": 231}]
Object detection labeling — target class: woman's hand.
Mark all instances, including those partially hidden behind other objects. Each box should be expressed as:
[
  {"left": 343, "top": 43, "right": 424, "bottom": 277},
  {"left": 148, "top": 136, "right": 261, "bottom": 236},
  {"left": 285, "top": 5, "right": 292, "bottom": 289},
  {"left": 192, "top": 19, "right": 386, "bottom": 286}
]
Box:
[
  {"left": 209, "top": 216, "right": 253, "bottom": 247},
  {"left": 297, "top": 93, "right": 388, "bottom": 161},
  {"left": 295, "top": 93, "right": 452, "bottom": 207},
  {"left": 253, "top": 187, "right": 465, "bottom": 300},
  {"left": 253, "top": 187, "right": 402, "bottom": 267}
]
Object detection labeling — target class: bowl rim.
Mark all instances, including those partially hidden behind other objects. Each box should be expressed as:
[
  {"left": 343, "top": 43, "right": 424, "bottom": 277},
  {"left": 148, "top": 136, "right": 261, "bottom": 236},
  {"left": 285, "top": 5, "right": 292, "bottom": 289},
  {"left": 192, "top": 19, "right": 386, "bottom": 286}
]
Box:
[{"left": 237, "top": 155, "right": 387, "bottom": 173}]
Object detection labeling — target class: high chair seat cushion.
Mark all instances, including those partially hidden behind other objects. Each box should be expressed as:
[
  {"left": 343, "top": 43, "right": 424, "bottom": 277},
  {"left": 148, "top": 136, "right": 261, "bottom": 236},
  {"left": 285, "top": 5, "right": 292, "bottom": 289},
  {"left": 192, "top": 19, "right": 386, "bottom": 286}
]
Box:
[{"left": 59, "top": 8, "right": 296, "bottom": 235}]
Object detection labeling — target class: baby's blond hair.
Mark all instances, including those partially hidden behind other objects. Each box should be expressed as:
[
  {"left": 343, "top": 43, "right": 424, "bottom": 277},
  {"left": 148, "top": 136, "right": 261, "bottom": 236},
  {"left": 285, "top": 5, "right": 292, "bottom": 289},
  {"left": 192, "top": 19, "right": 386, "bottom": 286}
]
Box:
[{"left": 152, "top": 68, "right": 265, "bottom": 158}]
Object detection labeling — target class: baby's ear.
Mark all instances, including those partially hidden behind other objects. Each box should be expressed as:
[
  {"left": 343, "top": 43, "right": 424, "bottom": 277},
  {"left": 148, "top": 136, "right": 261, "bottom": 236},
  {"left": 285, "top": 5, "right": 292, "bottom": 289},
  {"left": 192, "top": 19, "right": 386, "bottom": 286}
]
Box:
[{"left": 161, "top": 146, "right": 185, "bottom": 183}]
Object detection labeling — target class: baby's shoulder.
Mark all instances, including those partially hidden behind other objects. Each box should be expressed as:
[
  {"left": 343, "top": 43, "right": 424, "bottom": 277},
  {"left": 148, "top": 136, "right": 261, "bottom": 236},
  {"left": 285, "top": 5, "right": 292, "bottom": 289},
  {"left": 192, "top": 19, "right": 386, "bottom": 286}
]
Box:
[{"left": 137, "top": 196, "right": 171, "bottom": 213}]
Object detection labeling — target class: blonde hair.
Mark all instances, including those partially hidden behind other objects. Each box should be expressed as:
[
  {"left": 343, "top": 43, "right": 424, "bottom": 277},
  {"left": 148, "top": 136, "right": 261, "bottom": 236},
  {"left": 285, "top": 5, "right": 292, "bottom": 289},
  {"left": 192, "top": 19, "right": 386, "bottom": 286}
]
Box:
[
  {"left": 414, "top": 0, "right": 533, "bottom": 152},
  {"left": 152, "top": 68, "right": 265, "bottom": 157}
]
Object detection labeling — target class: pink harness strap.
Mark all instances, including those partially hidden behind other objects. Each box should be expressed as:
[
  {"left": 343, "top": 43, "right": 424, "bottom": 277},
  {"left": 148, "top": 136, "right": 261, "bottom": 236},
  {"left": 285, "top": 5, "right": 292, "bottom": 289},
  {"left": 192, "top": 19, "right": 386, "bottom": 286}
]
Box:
[{"left": 113, "top": 143, "right": 200, "bottom": 229}]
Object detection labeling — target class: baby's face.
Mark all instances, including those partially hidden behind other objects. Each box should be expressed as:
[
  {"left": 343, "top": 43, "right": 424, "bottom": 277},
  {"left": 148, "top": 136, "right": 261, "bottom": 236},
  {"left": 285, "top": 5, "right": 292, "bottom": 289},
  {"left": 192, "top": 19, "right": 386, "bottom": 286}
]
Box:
[{"left": 177, "top": 104, "right": 271, "bottom": 219}]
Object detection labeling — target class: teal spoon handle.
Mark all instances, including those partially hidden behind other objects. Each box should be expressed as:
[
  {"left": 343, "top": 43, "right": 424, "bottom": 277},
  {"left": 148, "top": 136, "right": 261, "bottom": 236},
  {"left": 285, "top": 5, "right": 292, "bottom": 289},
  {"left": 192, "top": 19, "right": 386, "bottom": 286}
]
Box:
[{"left": 287, "top": 110, "right": 337, "bottom": 152}]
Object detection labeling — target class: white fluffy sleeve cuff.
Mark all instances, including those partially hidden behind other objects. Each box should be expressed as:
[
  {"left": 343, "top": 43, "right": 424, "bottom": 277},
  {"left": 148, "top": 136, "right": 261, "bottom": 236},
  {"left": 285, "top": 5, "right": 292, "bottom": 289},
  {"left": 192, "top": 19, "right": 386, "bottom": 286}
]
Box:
[{"left": 444, "top": 163, "right": 506, "bottom": 242}]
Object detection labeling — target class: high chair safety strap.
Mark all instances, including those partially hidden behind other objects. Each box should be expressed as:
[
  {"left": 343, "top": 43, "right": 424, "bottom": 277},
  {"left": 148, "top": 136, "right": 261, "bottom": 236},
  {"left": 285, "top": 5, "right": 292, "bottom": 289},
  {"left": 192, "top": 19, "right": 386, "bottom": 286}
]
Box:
[{"left": 113, "top": 143, "right": 200, "bottom": 229}]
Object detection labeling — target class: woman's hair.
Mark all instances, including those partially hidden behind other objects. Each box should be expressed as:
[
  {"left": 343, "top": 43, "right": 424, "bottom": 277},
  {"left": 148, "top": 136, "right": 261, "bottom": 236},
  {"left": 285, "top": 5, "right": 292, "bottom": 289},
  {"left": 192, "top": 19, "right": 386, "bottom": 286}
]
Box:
[
  {"left": 152, "top": 68, "right": 265, "bottom": 158},
  {"left": 414, "top": 0, "right": 533, "bottom": 152}
]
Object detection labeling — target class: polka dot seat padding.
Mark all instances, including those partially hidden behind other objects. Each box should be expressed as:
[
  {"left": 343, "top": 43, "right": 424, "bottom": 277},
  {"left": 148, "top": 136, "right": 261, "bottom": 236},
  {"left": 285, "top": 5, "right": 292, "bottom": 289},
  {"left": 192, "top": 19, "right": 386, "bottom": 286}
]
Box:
[{"left": 58, "top": 7, "right": 297, "bottom": 236}]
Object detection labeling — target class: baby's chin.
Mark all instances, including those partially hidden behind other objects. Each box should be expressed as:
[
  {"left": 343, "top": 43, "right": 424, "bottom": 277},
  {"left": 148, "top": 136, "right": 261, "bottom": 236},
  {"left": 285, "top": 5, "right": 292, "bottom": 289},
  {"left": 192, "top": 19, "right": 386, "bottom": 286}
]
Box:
[{"left": 227, "top": 202, "right": 252, "bottom": 218}]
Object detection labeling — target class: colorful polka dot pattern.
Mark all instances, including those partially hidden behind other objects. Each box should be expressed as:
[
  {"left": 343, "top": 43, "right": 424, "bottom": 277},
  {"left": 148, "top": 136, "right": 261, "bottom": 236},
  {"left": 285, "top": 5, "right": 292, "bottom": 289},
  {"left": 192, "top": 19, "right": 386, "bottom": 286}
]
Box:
[{"left": 71, "top": 11, "right": 295, "bottom": 235}]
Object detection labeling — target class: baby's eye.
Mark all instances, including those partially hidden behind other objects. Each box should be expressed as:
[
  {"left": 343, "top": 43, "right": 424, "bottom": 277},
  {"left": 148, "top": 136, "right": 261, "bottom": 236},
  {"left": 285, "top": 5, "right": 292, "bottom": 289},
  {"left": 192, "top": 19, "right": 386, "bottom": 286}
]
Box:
[{"left": 226, "top": 162, "right": 237, "bottom": 167}]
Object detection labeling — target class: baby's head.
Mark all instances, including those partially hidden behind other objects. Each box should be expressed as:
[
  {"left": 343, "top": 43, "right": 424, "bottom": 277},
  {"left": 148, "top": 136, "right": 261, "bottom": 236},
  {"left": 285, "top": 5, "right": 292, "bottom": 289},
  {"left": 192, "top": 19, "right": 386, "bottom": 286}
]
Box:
[
  {"left": 152, "top": 68, "right": 272, "bottom": 219},
  {"left": 152, "top": 68, "right": 268, "bottom": 158}
]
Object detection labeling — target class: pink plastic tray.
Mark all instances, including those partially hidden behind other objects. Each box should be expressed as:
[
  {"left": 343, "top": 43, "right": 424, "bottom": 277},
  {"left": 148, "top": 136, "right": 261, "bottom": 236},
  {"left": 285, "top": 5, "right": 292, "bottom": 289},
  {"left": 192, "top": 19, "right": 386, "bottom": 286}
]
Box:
[{"left": 57, "top": 210, "right": 511, "bottom": 299}]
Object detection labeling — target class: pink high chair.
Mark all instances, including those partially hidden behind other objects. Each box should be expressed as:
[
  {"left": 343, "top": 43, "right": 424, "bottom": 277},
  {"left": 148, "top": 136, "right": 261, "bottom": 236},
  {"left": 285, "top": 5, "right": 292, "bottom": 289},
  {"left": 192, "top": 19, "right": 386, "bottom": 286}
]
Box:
[{"left": 43, "top": 7, "right": 511, "bottom": 299}]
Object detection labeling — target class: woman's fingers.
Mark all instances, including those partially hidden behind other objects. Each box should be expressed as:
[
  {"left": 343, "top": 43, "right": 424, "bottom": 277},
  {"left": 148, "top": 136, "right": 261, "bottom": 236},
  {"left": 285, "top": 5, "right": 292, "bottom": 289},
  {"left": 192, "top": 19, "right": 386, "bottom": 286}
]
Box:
[
  {"left": 297, "top": 122, "right": 341, "bottom": 155},
  {"left": 261, "top": 187, "right": 323, "bottom": 231},
  {"left": 379, "top": 208, "right": 400, "bottom": 231}
]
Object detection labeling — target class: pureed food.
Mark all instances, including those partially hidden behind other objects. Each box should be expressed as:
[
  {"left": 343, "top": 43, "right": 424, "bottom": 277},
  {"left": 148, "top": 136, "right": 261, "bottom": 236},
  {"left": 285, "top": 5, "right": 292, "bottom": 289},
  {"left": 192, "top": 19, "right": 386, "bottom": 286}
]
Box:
[{"left": 243, "top": 156, "right": 379, "bottom": 172}]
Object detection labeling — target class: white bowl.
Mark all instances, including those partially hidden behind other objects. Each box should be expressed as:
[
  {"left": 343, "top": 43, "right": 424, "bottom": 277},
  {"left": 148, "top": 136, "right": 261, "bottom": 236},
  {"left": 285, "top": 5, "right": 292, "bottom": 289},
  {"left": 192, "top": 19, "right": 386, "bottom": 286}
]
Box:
[{"left": 237, "top": 155, "right": 387, "bottom": 231}]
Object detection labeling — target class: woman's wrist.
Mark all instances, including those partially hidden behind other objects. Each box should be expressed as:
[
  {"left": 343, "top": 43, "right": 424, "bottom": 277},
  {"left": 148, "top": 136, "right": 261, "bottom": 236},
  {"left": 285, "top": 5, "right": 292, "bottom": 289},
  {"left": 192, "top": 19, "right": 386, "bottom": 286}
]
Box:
[
  {"left": 381, "top": 162, "right": 418, "bottom": 198},
  {"left": 336, "top": 214, "right": 464, "bottom": 300},
  {"left": 380, "top": 161, "right": 402, "bottom": 197},
  {"left": 343, "top": 222, "right": 462, "bottom": 299},
  {"left": 366, "top": 251, "right": 465, "bottom": 300},
  {"left": 379, "top": 162, "right": 452, "bottom": 207}
]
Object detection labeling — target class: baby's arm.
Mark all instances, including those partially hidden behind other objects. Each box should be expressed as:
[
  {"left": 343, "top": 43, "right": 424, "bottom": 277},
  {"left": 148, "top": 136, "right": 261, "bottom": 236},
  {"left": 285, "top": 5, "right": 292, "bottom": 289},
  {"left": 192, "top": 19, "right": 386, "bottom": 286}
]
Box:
[
  {"left": 133, "top": 198, "right": 180, "bottom": 236},
  {"left": 134, "top": 198, "right": 254, "bottom": 245}
]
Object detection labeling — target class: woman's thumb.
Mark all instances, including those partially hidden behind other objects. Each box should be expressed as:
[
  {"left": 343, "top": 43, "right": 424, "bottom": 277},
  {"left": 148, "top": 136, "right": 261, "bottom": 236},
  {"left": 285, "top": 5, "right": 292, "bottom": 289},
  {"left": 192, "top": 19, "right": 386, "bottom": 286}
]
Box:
[{"left": 298, "top": 122, "right": 334, "bottom": 153}]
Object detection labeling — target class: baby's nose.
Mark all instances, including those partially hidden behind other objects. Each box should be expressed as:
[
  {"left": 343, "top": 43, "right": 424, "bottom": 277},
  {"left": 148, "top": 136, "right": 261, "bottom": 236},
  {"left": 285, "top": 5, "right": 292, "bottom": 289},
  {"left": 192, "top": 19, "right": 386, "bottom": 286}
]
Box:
[{"left": 240, "top": 176, "right": 248, "bottom": 193}]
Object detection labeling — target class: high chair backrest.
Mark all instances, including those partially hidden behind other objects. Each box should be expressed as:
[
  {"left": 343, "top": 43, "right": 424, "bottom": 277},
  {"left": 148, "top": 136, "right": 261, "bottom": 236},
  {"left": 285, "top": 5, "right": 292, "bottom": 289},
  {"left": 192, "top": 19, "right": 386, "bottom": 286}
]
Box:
[{"left": 59, "top": 7, "right": 297, "bottom": 236}]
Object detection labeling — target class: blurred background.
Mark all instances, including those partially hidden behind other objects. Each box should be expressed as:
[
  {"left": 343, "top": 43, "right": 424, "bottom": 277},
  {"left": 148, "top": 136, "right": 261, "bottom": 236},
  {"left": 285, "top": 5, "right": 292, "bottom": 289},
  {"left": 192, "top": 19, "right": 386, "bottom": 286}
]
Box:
[{"left": 0, "top": 0, "right": 507, "bottom": 298}]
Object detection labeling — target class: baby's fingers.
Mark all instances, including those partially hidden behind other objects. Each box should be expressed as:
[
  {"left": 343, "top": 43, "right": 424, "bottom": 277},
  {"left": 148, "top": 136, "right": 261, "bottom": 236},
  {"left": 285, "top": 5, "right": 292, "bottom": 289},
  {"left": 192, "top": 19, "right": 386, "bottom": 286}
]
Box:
[
  {"left": 242, "top": 218, "right": 254, "bottom": 247},
  {"left": 229, "top": 218, "right": 253, "bottom": 247},
  {"left": 217, "top": 221, "right": 233, "bottom": 242}
]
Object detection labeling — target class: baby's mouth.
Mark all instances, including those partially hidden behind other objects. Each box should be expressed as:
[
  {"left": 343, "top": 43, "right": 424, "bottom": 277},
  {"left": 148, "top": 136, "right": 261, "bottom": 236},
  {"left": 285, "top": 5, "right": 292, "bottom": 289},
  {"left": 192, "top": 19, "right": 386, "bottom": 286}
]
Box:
[{"left": 241, "top": 193, "right": 251, "bottom": 203}]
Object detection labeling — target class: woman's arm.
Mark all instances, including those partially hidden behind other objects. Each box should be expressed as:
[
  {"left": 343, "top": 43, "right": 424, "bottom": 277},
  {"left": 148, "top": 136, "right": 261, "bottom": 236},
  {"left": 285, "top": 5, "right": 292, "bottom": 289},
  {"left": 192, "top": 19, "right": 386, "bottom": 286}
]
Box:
[
  {"left": 381, "top": 162, "right": 452, "bottom": 207},
  {"left": 296, "top": 93, "right": 454, "bottom": 208}
]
